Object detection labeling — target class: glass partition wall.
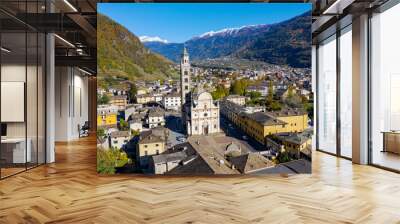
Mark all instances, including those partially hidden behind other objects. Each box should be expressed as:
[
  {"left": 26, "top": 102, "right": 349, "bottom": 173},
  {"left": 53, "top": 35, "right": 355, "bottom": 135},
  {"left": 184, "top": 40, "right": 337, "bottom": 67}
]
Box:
[
  {"left": 317, "top": 34, "right": 337, "bottom": 155},
  {"left": 0, "top": 5, "right": 46, "bottom": 179},
  {"left": 370, "top": 2, "right": 400, "bottom": 171},
  {"left": 316, "top": 25, "right": 353, "bottom": 159},
  {"left": 339, "top": 26, "right": 352, "bottom": 159}
]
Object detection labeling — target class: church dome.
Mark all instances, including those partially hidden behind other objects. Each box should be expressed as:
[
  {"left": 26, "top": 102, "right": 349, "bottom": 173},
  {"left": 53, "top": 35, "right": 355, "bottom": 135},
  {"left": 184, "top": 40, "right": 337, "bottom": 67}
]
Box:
[
  {"left": 226, "top": 142, "right": 241, "bottom": 153},
  {"left": 196, "top": 91, "right": 213, "bottom": 101}
]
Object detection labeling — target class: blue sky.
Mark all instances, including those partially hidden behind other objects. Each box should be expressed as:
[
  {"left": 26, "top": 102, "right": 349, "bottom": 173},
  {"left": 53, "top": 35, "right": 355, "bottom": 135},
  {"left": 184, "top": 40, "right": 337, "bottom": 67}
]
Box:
[{"left": 98, "top": 3, "right": 311, "bottom": 43}]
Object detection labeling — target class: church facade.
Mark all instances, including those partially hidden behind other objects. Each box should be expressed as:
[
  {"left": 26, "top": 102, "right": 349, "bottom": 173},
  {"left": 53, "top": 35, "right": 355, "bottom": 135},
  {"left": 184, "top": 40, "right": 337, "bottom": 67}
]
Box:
[{"left": 180, "top": 48, "right": 220, "bottom": 136}]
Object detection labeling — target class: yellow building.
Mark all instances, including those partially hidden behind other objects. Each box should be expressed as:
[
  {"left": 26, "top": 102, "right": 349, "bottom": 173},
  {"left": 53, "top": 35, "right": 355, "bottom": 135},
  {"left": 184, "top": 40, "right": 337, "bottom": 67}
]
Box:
[
  {"left": 136, "top": 127, "right": 168, "bottom": 167},
  {"left": 240, "top": 112, "right": 286, "bottom": 144},
  {"left": 220, "top": 100, "right": 308, "bottom": 145},
  {"left": 267, "top": 131, "right": 312, "bottom": 157},
  {"left": 136, "top": 94, "right": 155, "bottom": 104},
  {"left": 97, "top": 105, "right": 118, "bottom": 128},
  {"left": 137, "top": 88, "right": 148, "bottom": 96},
  {"left": 266, "top": 109, "right": 308, "bottom": 133},
  {"left": 110, "top": 95, "right": 127, "bottom": 110}
]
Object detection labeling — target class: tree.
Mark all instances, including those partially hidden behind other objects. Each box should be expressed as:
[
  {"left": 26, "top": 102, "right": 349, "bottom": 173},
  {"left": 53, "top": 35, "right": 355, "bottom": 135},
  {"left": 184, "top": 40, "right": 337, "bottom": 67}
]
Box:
[
  {"left": 287, "top": 85, "right": 295, "bottom": 99},
  {"left": 304, "top": 102, "right": 314, "bottom": 120},
  {"left": 249, "top": 91, "right": 261, "bottom": 100},
  {"left": 265, "top": 81, "right": 281, "bottom": 110},
  {"left": 97, "top": 128, "right": 106, "bottom": 142},
  {"left": 270, "top": 102, "right": 282, "bottom": 111},
  {"left": 119, "top": 118, "right": 129, "bottom": 131},
  {"left": 211, "top": 84, "right": 229, "bottom": 100},
  {"left": 131, "top": 129, "right": 140, "bottom": 136},
  {"left": 276, "top": 150, "right": 291, "bottom": 164},
  {"left": 97, "top": 94, "right": 110, "bottom": 105},
  {"left": 97, "top": 148, "right": 130, "bottom": 174},
  {"left": 266, "top": 81, "right": 274, "bottom": 105},
  {"left": 128, "top": 84, "right": 137, "bottom": 103},
  {"left": 230, "top": 79, "right": 248, "bottom": 96}
]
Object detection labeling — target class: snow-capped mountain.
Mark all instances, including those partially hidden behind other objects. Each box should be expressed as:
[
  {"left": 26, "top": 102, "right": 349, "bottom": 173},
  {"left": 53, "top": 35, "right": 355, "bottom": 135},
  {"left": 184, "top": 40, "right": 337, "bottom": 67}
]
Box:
[
  {"left": 144, "top": 11, "right": 311, "bottom": 68},
  {"left": 195, "top": 24, "right": 268, "bottom": 39},
  {"left": 139, "top": 36, "right": 168, "bottom": 43}
]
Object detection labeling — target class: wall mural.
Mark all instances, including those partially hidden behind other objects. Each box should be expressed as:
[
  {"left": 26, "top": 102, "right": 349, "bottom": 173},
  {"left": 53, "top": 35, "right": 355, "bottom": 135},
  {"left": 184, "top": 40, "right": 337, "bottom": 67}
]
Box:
[{"left": 97, "top": 3, "right": 313, "bottom": 175}]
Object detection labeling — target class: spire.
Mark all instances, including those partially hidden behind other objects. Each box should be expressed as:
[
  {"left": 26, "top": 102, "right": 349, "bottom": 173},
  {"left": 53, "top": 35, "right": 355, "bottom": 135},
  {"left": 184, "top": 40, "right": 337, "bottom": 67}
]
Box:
[{"left": 183, "top": 46, "right": 188, "bottom": 56}]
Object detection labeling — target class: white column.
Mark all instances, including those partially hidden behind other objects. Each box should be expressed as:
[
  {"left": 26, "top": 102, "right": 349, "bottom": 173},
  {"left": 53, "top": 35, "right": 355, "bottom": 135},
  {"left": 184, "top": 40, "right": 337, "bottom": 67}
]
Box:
[
  {"left": 352, "top": 14, "right": 369, "bottom": 164},
  {"left": 46, "top": 32, "right": 55, "bottom": 163},
  {"left": 312, "top": 45, "right": 317, "bottom": 150}
]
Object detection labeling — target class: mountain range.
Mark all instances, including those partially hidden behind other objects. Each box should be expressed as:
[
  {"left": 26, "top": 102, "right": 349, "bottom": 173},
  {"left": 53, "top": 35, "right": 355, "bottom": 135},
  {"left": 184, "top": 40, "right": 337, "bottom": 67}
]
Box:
[
  {"left": 144, "top": 12, "right": 311, "bottom": 68},
  {"left": 97, "top": 14, "right": 175, "bottom": 83}
]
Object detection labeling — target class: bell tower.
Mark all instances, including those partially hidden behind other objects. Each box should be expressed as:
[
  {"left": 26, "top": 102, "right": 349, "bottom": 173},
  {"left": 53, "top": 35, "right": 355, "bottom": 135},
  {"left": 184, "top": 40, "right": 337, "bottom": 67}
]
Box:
[{"left": 180, "top": 47, "right": 191, "bottom": 105}]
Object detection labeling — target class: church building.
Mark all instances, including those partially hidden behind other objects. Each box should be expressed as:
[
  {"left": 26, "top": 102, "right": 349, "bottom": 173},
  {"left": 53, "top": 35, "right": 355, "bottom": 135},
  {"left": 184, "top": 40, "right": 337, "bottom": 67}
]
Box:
[{"left": 180, "top": 48, "right": 220, "bottom": 136}]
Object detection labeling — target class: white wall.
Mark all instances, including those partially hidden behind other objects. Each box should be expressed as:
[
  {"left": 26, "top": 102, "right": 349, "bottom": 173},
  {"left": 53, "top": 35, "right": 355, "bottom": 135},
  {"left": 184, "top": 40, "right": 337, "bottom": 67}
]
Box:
[
  {"left": 54, "top": 67, "right": 89, "bottom": 141},
  {"left": 1, "top": 64, "right": 26, "bottom": 138}
]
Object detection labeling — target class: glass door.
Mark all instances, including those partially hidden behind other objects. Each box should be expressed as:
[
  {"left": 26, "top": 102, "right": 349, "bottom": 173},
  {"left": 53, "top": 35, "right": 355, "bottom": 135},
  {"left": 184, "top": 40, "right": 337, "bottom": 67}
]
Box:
[
  {"left": 1, "top": 30, "right": 28, "bottom": 178},
  {"left": 0, "top": 1, "right": 47, "bottom": 179}
]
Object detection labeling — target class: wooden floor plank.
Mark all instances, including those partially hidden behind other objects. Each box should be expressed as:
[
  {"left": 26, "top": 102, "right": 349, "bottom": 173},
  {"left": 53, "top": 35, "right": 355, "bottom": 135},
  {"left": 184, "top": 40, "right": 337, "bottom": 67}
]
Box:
[{"left": 0, "top": 136, "right": 400, "bottom": 223}]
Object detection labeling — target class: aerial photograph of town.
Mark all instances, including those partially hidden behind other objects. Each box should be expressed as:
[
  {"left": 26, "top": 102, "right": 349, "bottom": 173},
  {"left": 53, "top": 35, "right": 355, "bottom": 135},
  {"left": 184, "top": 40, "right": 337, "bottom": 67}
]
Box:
[{"left": 97, "top": 3, "right": 313, "bottom": 175}]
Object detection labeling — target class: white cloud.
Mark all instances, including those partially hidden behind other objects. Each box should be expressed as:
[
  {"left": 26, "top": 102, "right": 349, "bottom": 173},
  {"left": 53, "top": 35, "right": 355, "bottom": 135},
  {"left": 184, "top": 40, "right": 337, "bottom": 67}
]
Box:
[{"left": 139, "top": 36, "right": 169, "bottom": 43}]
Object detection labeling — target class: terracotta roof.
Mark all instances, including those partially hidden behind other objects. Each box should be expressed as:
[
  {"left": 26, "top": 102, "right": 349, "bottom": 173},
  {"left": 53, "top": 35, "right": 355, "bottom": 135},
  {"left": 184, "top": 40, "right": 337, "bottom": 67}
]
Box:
[
  {"left": 139, "top": 128, "right": 166, "bottom": 144},
  {"left": 110, "top": 95, "right": 127, "bottom": 100},
  {"left": 148, "top": 107, "right": 165, "bottom": 117},
  {"left": 229, "top": 153, "right": 274, "bottom": 174},
  {"left": 167, "top": 156, "right": 214, "bottom": 175},
  {"left": 265, "top": 107, "right": 307, "bottom": 117},
  {"left": 110, "top": 131, "right": 130, "bottom": 138},
  {"left": 244, "top": 112, "right": 286, "bottom": 126},
  {"left": 164, "top": 92, "right": 180, "bottom": 98},
  {"left": 152, "top": 151, "right": 187, "bottom": 164},
  {"left": 273, "top": 132, "right": 312, "bottom": 145}
]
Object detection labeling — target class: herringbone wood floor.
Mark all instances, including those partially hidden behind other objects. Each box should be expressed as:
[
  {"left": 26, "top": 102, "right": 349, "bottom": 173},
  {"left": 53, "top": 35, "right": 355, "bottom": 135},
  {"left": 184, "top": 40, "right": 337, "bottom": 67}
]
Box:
[{"left": 1, "top": 136, "right": 400, "bottom": 224}]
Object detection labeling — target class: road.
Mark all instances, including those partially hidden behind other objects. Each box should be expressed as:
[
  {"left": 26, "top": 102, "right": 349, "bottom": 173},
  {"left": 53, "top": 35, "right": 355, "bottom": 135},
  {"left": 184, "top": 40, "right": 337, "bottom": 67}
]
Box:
[
  {"left": 164, "top": 111, "right": 266, "bottom": 152},
  {"left": 165, "top": 111, "right": 186, "bottom": 148},
  {"left": 219, "top": 116, "right": 265, "bottom": 152}
]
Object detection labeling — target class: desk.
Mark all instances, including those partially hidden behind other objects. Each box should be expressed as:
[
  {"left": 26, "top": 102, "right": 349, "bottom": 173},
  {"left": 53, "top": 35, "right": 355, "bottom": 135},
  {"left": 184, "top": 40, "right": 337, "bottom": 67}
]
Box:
[
  {"left": 382, "top": 131, "right": 400, "bottom": 154},
  {"left": 1, "top": 138, "right": 31, "bottom": 164}
]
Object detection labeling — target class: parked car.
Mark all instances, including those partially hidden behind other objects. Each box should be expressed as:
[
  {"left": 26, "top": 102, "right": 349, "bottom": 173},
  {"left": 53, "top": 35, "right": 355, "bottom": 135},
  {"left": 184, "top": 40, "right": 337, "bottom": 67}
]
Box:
[{"left": 176, "top": 136, "right": 186, "bottom": 142}]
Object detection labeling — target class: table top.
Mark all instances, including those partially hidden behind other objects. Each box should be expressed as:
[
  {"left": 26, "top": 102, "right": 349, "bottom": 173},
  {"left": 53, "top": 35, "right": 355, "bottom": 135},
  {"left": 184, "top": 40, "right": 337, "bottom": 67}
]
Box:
[
  {"left": 1, "top": 138, "right": 28, "bottom": 143},
  {"left": 381, "top": 131, "right": 400, "bottom": 134}
]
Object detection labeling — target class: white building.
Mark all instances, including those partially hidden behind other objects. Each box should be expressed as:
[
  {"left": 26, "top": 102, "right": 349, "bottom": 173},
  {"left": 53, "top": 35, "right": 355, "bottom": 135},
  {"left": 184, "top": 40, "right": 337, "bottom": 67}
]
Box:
[
  {"left": 109, "top": 131, "right": 131, "bottom": 149},
  {"left": 184, "top": 91, "right": 220, "bottom": 135},
  {"left": 226, "top": 95, "right": 246, "bottom": 106},
  {"left": 146, "top": 107, "right": 165, "bottom": 128},
  {"left": 162, "top": 92, "right": 181, "bottom": 110},
  {"left": 247, "top": 86, "right": 269, "bottom": 97},
  {"left": 153, "top": 93, "right": 163, "bottom": 102},
  {"left": 150, "top": 151, "right": 186, "bottom": 174},
  {"left": 129, "top": 119, "right": 143, "bottom": 132}
]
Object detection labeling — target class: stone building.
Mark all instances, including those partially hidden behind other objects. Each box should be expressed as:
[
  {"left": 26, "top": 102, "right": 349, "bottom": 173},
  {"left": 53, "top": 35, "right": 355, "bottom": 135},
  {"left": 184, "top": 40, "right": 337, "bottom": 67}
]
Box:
[
  {"left": 180, "top": 48, "right": 220, "bottom": 136},
  {"left": 184, "top": 91, "right": 220, "bottom": 135}
]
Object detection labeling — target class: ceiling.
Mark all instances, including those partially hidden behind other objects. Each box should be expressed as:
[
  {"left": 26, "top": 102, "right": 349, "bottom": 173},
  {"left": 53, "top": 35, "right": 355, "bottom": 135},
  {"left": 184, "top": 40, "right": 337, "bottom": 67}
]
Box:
[{"left": 0, "top": 0, "right": 394, "bottom": 73}]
